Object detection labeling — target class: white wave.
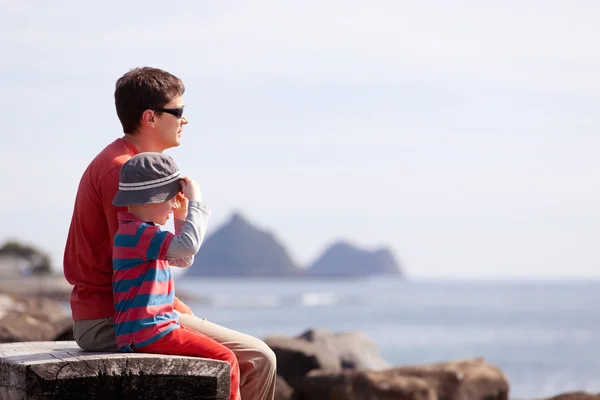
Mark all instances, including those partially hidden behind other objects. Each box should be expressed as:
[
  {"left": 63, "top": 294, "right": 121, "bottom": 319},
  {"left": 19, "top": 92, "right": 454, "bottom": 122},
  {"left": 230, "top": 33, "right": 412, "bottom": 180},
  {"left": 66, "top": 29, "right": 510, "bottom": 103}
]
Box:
[
  {"left": 208, "top": 294, "right": 281, "bottom": 308},
  {"left": 300, "top": 292, "right": 339, "bottom": 307},
  {"left": 199, "top": 291, "right": 346, "bottom": 308}
]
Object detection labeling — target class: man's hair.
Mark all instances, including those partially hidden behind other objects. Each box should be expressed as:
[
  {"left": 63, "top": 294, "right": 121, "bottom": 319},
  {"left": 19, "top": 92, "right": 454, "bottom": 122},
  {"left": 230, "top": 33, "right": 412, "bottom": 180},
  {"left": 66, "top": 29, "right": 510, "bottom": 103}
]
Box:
[{"left": 114, "top": 67, "right": 185, "bottom": 134}]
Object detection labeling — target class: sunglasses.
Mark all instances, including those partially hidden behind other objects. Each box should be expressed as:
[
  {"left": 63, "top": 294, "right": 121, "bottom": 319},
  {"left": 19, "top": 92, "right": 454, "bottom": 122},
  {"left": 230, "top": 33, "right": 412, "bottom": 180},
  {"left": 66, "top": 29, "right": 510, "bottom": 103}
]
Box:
[{"left": 153, "top": 106, "right": 185, "bottom": 119}]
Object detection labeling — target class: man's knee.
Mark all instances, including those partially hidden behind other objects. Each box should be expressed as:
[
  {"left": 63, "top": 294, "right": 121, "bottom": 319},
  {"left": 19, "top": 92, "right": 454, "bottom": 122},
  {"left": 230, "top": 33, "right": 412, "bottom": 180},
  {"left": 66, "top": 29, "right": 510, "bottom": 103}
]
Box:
[
  {"left": 255, "top": 340, "right": 277, "bottom": 373},
  {"left": 222, "top": 346, "right": 239, "bottom": 369}
]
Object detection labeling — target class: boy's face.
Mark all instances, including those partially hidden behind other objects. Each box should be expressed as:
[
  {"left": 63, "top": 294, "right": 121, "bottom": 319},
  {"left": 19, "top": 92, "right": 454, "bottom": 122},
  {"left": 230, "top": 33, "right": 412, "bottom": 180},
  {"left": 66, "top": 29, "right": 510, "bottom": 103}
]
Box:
[
  {"left": 145, "top": 197, "right": 178, "bottom": 226},
  {"left": 154, "top": 94, "right": 188, "bottom": 150}
]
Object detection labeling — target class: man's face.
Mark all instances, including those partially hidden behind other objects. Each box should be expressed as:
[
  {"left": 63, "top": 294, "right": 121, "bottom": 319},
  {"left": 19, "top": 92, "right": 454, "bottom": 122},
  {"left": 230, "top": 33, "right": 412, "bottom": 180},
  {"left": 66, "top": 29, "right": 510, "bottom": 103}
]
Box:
[{"left": 154, "top": 94, "right": 188, "bottom": 150}]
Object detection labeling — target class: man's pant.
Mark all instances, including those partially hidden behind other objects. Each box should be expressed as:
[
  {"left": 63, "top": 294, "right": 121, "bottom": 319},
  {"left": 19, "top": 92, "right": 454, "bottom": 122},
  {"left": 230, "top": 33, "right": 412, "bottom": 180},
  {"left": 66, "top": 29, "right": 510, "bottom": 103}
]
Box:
[{"left": 73, "top": 314, "right": 276, "bottom": 400}]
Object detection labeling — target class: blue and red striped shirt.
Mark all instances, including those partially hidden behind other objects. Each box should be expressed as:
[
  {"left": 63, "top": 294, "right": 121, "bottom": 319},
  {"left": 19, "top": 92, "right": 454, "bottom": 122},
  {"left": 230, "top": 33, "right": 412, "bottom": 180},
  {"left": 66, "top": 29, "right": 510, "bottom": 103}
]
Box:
[{"left": 112, "top": 212, "right": 179, "bottom": 352}]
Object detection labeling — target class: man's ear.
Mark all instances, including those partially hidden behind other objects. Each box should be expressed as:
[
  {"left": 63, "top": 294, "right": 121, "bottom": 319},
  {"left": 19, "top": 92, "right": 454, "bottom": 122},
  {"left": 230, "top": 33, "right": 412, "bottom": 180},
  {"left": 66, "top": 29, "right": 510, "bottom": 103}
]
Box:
[{"left": 141, "top": 110, "right": 155, "bottom": 127}]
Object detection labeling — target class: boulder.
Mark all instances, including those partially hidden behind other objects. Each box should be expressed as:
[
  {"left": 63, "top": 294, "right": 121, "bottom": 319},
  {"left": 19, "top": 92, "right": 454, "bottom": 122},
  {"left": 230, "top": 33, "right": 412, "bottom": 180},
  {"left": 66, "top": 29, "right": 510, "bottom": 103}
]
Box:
[
  {"left": 543, "top": 393, "right": 600, "bottom": 400},
  {"left": 291, "top": 357, "right": 508, "bottom": 400},
  {"left": 354, "top": 371, "right": 435, "bottom": 400},
  {"left": 264, "top": 335, "right": 341, "bottom": 388},
  {"left": 0, "top": 293, "right": 72, "bottom": 342},
  {"left": 298, "top": 328, "right": 391, "bottom": 370},
  {"left": 292, "top": 369, "right": 435, "bottom": 400},
  {"left": 382, "top": 357, "right": 509, "bottom": 400},
  {"left": 274, "top": 375, "right": 294, "bottom": 400}
]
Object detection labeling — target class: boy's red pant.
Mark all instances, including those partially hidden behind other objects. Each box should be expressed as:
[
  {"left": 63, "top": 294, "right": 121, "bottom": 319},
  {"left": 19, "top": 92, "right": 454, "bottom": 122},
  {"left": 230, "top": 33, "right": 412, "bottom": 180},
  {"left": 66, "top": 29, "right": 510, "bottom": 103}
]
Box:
[{"left": 136, "top": 325, "right": 241, "bottom": 400}]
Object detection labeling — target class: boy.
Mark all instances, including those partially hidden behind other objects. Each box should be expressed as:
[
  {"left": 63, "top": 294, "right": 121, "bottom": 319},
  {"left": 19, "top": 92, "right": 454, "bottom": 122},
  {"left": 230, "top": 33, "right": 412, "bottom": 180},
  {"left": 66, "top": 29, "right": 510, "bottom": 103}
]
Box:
[{"left": 111, "top": 152, "right": 240, "bottom": 400}]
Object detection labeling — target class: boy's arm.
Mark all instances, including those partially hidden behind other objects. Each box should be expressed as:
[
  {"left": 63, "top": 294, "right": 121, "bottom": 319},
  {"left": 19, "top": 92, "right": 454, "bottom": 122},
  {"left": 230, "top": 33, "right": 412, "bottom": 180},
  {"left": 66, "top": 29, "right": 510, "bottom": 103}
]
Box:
[
  {"left": 166, "top": 219, "right": 195, "bottom": 267},
  {"left": 166, "top": 201, "right": 210, "bottom": 267},
  {"left": 167, "top": 200, "right": 209, "bottom": 316}
]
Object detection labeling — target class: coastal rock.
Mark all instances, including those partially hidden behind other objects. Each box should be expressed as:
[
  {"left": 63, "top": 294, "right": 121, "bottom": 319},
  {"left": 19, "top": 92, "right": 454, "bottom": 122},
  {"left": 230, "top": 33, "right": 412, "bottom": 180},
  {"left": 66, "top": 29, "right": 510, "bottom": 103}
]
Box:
[
  {"left": 543, "top": 393, "right": 600, "bottom": 400},
  {"left": 289, "top": 357, "right": 508, "bottom": 400},
  {"left": 307, "top": 241, "right": 403, "bottom": 277},
  {"left": 274, "top": 375, "right": 294, "bottom": 400},
  {"left": 298, "top": 328, "right": 391, "bottom": 370},
  {"left": 384, "top": 357, "right": 509, "bottom": 400},
  {"left": 292, "top": 369, "right": 435, "bottom": 400},
  {"left": 354, "top": 371, "right": 435, "bottom": 400},
  {"left": 0, "top": 293, "right": 72, "bottom": 343},
  {"left": 264, "top": 335, "right": 341, "bottom": 388},
  {"left": 267, "top": 330, "right": 506, "bottom": 399},
  {"left": 188, "top": 213, "right": 302, "bottom": 277}
]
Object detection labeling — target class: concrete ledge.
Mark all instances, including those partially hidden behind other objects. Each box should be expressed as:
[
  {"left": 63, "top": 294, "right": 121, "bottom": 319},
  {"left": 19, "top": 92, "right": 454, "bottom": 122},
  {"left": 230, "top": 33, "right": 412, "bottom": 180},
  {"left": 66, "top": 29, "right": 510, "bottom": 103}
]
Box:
[{"left": 0, "top": 341, "right": 230, "bottom": 400}]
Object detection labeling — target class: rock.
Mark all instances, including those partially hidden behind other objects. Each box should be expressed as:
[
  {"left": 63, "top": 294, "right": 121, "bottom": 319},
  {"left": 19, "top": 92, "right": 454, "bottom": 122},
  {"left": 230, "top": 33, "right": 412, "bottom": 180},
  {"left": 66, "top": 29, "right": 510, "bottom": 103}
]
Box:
[
  {"left": 291, "top": 369, "right": 355, "bottom": 400},
  {"left": 187, "top": 212, "right": 302, "bottom": 277},
  {"left": 264, "top": 335, "right": 341, "bottom": 388},
  {"left": 543, "top": 393, "right": 600, "bottom": 400},
  {"left": 298, "top": 328, "right": 391, "bottom": 370},
  {"left": 0, "top": 293, "right": 72, "bottom": 342},
  {"left": 354, "top": 371, "right": 435, "bottom": 400},
  {"left": 386, "top": 357, "right": 509, "bottom": 400},
  {"left": 182, "top": 212, "right": 405, "bottom": 277},
  {"left": 292, "top": 369, "right": 435, "bottom": 400},
  {"left": 275, "top": 375, "right": 294, "bottom": 400},
  {"left": 308, "top": 241, "right": 403, "bottom": 277},
  {"left": 0, "top": 341, "right": 230, "bottom": 399},
  {"left": 289, "top": 357, "right": 508, "bottom": 400}
]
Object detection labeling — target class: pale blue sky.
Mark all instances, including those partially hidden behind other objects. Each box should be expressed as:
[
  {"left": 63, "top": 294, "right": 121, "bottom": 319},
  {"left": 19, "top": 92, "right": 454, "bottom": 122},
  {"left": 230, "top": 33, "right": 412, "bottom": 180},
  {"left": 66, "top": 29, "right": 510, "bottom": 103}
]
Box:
[{"left": 1, "top": 1, "right": 599, "bottom": 278}]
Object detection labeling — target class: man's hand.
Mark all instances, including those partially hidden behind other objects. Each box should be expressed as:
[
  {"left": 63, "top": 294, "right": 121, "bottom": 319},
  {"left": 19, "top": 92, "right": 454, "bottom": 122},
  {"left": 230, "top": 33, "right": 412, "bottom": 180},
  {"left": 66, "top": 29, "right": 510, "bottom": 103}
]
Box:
[{"left": 172, "top": 192, "right": 188, "bottom": 220}]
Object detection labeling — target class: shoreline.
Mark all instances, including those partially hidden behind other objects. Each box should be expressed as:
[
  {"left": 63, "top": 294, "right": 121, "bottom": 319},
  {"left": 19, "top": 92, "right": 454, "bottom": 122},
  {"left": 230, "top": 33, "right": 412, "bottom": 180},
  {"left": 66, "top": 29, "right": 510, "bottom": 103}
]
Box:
[{"left": 0, "top": 276, "right": 597, "bottom": 399}]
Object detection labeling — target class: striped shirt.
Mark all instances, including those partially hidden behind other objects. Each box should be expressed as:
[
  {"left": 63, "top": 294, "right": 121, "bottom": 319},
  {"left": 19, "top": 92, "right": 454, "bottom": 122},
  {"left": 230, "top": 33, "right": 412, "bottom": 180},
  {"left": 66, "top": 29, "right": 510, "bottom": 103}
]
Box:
[{"left": 112, "top": 212, "right": 179, "bottom": 352}]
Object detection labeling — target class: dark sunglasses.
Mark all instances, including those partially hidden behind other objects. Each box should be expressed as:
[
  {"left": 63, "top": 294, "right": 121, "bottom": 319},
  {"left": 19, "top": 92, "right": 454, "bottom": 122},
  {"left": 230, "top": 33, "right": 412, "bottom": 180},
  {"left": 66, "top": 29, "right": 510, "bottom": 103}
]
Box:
[{"left": 153, "top": 106, "right": 185, "bottom": 119}]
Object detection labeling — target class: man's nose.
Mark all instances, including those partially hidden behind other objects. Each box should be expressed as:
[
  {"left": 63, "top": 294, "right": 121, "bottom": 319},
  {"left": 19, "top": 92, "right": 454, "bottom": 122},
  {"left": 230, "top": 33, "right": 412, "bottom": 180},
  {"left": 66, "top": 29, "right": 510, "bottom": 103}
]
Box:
[{"left": 181, "top": 115, "right": 189, "bottom": 125}]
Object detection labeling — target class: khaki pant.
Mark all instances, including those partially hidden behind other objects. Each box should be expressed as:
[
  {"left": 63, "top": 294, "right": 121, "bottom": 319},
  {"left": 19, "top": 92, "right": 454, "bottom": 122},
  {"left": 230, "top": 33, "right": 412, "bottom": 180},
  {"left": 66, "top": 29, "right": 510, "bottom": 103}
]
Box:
[{"left": 74, "top": 314, "right": 276, "bottom": 400}]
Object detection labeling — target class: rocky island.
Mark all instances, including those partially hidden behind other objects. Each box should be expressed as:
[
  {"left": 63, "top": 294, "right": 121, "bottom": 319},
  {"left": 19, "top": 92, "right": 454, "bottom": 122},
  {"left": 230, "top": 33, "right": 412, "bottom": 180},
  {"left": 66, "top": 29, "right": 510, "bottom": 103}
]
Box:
[
  {"left": 187, "top": 212, "right": 403, "bottom": 278},
  {"left": 307, "top": 241, "right": 402, "bottom": 277}
]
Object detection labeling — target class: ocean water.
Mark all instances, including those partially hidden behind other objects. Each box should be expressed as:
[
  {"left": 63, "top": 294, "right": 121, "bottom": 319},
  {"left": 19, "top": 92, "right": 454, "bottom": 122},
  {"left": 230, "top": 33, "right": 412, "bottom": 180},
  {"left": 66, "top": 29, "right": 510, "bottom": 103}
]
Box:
[{"left": 175, "top": 277, "right": 600, "bottom": 399}]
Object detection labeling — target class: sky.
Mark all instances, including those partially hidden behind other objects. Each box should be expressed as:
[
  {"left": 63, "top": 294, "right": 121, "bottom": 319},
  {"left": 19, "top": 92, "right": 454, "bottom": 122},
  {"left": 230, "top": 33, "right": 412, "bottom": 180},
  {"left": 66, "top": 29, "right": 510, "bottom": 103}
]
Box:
[{"left": 0, "top": 1, "right": 599, "bottom": 278}]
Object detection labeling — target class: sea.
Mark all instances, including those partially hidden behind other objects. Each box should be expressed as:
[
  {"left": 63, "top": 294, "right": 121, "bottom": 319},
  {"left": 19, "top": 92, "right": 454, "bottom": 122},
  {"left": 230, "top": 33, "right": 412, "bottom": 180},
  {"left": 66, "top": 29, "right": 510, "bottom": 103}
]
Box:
[{"left": 175, "top": 276, "right": 600, "bottom": 399}]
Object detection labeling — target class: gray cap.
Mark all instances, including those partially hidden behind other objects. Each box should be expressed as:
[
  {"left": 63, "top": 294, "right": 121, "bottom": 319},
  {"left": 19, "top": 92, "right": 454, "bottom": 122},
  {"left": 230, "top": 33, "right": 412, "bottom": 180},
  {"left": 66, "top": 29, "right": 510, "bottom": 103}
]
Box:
[{"left": 112, "top": 152, "right": 183, "bottom": 207}]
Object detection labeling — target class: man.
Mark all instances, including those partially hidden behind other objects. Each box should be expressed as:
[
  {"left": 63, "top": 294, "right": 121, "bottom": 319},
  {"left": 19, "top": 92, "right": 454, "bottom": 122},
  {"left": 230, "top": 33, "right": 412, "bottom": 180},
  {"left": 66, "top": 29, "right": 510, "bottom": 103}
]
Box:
[{"left": 63, "top": 67, "right": 276, "bottom": 400}]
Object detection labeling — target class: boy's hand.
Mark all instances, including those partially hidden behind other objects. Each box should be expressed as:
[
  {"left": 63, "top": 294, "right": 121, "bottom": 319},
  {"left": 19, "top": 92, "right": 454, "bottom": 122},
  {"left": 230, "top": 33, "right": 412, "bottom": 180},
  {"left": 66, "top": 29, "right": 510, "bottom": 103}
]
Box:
[
  {"left": 173, "top": 297, "right": 194, "bottom": 316},
  {"left": 181, "top": 177, "right": 202, "bottom": 202},
  {"left": 172, "top": 192, "right": 188, "bottom": 220}
]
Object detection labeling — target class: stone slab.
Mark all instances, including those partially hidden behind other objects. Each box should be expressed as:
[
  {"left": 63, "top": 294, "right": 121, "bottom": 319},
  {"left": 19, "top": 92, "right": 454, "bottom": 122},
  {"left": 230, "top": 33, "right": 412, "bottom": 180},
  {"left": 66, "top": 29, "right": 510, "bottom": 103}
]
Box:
[{"left": 0, "top": 341, "right": 230, "bottom": 399}]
